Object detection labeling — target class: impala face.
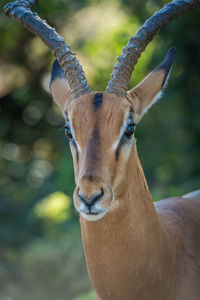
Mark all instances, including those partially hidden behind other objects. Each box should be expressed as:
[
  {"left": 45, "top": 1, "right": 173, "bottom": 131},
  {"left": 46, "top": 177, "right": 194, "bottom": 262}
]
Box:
[
  {"left": 65, "top": 93, "right": 136, "bottom": 221},
  {"left": 50, "top": 48, "right": 176, "bottom": 221}
]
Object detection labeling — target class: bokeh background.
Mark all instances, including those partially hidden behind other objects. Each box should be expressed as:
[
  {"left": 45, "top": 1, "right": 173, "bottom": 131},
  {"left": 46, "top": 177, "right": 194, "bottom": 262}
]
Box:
[{"left": 0, "top": 0, "right": 199, "bottom": 299}]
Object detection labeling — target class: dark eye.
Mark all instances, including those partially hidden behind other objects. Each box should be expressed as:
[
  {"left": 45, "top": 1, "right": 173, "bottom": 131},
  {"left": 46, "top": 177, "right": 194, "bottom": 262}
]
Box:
[
  {"left": 64, "top": 126, "right": 73, "bottom": 140},
  {"left": 124, "top": 122, "right": 136, "bottom": 138}
]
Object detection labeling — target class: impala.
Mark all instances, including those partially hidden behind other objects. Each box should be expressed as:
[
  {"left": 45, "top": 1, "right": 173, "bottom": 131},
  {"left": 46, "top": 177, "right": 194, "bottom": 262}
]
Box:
[{"left": 4, "top": 0, "right": 200, "bottom": 299}]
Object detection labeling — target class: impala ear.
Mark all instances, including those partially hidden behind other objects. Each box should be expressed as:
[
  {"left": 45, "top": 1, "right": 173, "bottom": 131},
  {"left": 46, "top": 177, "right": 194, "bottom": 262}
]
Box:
[
  {"left": 50, "top": 60, "right": 72, "bottom": 115},
  {"left": 127, "top": 48, "right": 176, "bottom": 123}
]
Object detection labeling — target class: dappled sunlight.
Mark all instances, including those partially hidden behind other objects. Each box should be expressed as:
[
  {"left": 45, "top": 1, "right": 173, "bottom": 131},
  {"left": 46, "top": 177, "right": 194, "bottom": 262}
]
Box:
[
  {"left": 0, "top": 62, "right": 27, "bottom": 97},
  {"left": 27, "top": 159, "right": 53, "bottom": 187},
  {"left": 25, "top": 37, "right": 48, "bottom": 69},
  {"left": 23, "top": 104, "right": 42, "bottom": 125},
  {"left": 59, "top": 1, "right": 142, "bottom": 86},
  {"left": 45, "top": 104, "right": 64, "bottom": 126},
  {"left": 34, "top": 191, "right": 71, "bottom": 222},
  {"left": 61, "top": 1, "right": 127, "bottom": 45},
  {"left": 2, "top": 143, "right": 31, "bottom": 163},
  {"left": 57, "top": 0, "right": 158, "bottom": 89},
  {"left": 33, "top": 138, "right": 53, "bottom": 160}
]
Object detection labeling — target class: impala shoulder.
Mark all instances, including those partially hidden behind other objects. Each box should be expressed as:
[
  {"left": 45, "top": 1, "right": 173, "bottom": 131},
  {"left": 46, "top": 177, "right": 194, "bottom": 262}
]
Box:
[
  {"left": 155, "top": 193, "right": 200, "bottom": 235},
  {"left": 155, "top": 197, "right": 185, "bottom": 223}
]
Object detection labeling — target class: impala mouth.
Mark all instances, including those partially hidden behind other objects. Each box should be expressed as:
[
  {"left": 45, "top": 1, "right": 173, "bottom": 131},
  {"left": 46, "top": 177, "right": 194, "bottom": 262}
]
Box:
[
  {"left": 85, "top": 211, "right": 99, "bottom": 215},
  {"left": 80, "top": 208, "right": 110, "bottom": 221}
]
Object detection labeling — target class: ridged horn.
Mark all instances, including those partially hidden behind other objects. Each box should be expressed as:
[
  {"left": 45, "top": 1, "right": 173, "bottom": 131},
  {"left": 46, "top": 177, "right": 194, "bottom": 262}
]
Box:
[
  {"left": 4, "top": 0, "right": 91, "bottom": 100},
  {"left": 106, "top": 0, "right": 200, "bottom": 97}
]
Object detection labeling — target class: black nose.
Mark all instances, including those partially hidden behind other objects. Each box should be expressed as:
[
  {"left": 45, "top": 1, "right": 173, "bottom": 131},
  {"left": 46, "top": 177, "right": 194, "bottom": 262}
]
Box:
[{"left": 77, "top": 188, "right": 104, "bottom": 207}]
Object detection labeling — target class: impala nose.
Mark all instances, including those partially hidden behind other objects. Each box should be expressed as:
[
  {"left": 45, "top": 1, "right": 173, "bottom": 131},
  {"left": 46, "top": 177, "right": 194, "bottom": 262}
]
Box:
[
  {"left": 77, "top": 188, "right": 104, "bottom": 208},
  {"left": 74, "top": 178, "right": 113, "bottom": 220}
]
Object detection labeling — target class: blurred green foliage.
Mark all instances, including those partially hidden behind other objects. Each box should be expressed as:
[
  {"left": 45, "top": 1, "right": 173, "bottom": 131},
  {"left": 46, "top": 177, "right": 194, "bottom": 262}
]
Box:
[{"left": 0, "top": 0, "right": 199, "bottom": 298}]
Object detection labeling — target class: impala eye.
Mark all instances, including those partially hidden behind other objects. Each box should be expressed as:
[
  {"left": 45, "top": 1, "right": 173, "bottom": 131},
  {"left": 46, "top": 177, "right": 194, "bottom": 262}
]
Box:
[
  {"left": 124, "top": 122, "right": 136, "bottom": 138},
  {"left": 64, "top": 125, "right": 73, "bottom": 140}
]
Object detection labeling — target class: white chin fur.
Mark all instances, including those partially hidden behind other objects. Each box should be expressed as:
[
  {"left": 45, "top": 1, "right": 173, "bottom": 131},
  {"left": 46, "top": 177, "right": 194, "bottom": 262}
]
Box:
[{"left": 80, "top": 209, "right": 109, "bottom": 221}]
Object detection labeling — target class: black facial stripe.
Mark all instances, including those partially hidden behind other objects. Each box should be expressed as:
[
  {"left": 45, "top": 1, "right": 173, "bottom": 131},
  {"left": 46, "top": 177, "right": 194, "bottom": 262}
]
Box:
[
  {"left": 85, "top": 127, "right": 101, "bottom": 173},
  {"left": 94, "top": 93, "right": 103, "bottom": 108},
  {"left": 116, "top": 136, "right": 126, "bottom": 161},
  {"left": 71, "top": 139, "right": 79, "bottom": 162},
  {"left": 115, "top": 111, "right": 135, "bottom": 161},
  {"left": 88, "top": 127, "right": 100, "bottom": 161}
]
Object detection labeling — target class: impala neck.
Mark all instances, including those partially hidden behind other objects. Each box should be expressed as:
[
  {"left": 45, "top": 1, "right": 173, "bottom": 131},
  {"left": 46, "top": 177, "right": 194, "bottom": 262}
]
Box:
[{"left": 80, "top": 145, "right": 167, "bottom": 299}]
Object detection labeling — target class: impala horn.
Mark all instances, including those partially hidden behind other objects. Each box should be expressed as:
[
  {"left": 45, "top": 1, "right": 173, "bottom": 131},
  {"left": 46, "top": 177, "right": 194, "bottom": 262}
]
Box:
[
  {"left": 4, "top": 0, "right": 91, "bottom": 100},
  {"left": 106, "top": 0, "right": 200, "bottom": 97}
]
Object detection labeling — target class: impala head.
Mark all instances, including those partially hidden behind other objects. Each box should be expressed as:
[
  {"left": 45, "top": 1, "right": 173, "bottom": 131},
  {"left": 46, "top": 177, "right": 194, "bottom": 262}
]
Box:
[
  {"left": 6, "top": 0, "right": 198, "bottom": 221},
  {"left": 50, "top": 48, "right": 176, "bottom": 221}
]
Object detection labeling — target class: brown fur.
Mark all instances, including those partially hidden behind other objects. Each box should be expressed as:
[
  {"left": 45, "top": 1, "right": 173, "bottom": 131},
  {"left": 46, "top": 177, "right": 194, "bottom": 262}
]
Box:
[{"left": 51, "top": 67, "right": 200, "bottom": 299}]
